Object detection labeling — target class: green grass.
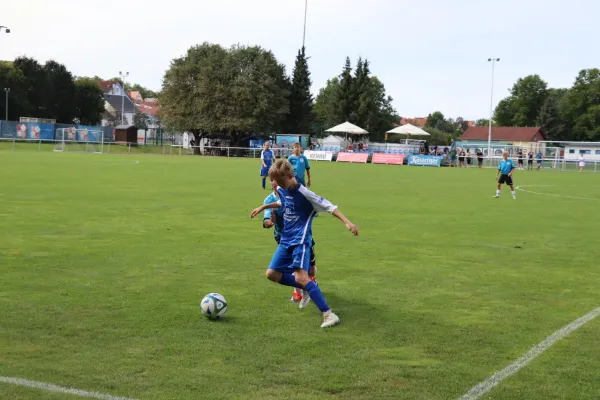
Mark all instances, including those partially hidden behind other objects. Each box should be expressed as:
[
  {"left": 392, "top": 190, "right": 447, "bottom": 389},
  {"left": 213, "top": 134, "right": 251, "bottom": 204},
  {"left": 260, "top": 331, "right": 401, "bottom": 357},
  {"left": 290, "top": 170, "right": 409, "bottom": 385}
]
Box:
[{"left": 1, "top": 150, "right": 599, "bottom": 400}]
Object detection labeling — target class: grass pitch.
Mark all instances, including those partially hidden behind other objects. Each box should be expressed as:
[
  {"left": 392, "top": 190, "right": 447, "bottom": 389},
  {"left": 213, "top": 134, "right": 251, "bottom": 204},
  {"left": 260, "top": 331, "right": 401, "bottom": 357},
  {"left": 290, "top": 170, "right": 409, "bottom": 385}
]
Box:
[{"left": 1, "top": 150, "right": 599, "bottom": 400}]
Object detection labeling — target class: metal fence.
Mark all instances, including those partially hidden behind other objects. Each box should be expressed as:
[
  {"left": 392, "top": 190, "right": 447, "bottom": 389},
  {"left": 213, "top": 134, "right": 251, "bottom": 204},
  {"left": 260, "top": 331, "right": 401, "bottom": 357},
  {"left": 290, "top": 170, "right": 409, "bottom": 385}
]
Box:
[{"left": 1, "top": 138, "right": 599, "bottom": 172}]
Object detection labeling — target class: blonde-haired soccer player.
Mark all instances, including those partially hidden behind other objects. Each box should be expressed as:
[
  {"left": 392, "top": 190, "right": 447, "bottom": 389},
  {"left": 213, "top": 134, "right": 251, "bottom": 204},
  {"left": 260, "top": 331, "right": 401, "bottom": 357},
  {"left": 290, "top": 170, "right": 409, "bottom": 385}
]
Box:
[{"left": 251, "top": 160, "right": 358, "bottom": 328}]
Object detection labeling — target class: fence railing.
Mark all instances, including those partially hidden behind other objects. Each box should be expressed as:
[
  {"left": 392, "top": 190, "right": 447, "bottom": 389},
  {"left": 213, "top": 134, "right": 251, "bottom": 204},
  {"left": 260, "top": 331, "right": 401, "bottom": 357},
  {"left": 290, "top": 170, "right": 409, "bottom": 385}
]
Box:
[{"left": 1, "top": 138, "right": 599, "bottom": 172}]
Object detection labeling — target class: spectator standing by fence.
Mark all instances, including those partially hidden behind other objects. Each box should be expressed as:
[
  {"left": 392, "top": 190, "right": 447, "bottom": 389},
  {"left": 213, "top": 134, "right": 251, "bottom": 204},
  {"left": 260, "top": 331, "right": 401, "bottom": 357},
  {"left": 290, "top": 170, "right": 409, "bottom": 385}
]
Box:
[{"left": 476, "top": 150, "right": 484, "bottom": 168}]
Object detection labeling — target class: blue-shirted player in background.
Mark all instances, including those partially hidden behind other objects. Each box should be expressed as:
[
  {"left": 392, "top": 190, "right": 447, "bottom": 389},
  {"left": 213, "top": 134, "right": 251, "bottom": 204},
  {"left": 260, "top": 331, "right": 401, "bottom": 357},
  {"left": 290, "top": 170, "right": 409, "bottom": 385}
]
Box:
[
  {"left": 288, "top": 143, "right": 311, "bottom": 187},
  {"left": 494, "top": 151, "right": 516, "bottom": 199},
  {"left": 536, "top": 151, "right": 543, "bottom": 170},
  {"left": 260, "top": 141, "right": 275, "bottom": 189},
  {"left": 251, "top": 160, "right": 358, "bottom": 328},
  {"left": 262, "top": 179, "right": 318, "bottom": 305}
]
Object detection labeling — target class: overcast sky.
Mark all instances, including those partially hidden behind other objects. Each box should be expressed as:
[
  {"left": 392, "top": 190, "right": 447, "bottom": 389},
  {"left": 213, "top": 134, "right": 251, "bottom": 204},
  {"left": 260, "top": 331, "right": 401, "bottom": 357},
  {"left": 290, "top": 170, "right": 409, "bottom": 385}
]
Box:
[{"left": 2, "top": 0, "right": 599, "bottom": 119}]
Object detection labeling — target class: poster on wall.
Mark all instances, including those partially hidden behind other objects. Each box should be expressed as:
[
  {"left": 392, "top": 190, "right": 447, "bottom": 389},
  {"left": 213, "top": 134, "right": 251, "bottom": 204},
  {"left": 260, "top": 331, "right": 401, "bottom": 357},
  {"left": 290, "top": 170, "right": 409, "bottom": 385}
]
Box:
[
  {"left": 276, "top": 135, "right": 310, "bottom": 149},
  {"left": 27, "top": 123, "right": 55, "bottom": 140}
]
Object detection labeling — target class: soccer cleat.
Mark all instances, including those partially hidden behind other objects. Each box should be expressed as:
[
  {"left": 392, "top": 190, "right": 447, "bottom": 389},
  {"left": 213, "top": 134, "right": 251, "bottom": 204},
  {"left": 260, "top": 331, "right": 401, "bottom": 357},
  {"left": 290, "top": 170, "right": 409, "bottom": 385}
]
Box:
[
  {"left": 321, "top": 311, "right": 340, "bottom": 328},
  {"left": 493, "top": 195, "right": 499, "bottom": 198},
  {"left": 290, "top": 292, "right": 303, "bottom": 303},
  {"left": 299, "top": 290, "right": 311, "bottom": 309}
]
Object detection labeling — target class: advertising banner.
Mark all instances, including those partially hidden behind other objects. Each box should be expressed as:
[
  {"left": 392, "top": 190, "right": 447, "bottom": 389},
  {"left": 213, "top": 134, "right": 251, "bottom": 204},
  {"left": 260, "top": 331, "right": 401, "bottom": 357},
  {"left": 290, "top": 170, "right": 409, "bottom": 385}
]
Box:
[
  {"left": 303, "top": 150, "right": 333, "bottom": 161},
  {"left": 27, "top": 123, "right": 55, "bottom": 140},
  {"left": 407, "top": 155, "right": 442, "bottom": 167},
  {"left": 372, "top": 153, "right": 404, "bottom": 165},
  {"left": 336, "top": 152, "right": 369, "bottom": 163}
]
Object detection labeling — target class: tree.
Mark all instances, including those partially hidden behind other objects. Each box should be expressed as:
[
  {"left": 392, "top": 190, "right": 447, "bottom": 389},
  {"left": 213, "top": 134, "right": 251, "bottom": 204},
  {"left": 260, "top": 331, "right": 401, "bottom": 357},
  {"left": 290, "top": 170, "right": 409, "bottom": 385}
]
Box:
[
  {"left": 74, "top": 77, "right": 104, "bottom": 125},
  {"left": 12, "top": 57, "right": 47, "bottom": 119},
  {"left": 422, "top": 127, "right": 450, "bottom": 145},
  {"left": 43, "top": 60, "right": 77, "bottom": 123},
  {"left": 494, "top": 74, "right": 548, "bottom": 127},
  {"left": 475, "top": 118, "right": 493, "bottom": 126},
  {"left": 537, "top": 88, "right": 569, "bottom": 141},
  {"left": 314, "top": 77, "right": 341, "bottom": 130},
  {"left": 286, "top": 47, "right": 313, "bottom": 135},
  {"left": 337, "top": 57, "right": 355, "bottom": 122},
  {"left": 561, "top": 69, "right": 600, "bottom": 141},
  {"left": 134, "top": 109, "right": 151, "bottom": 129},
  {"left": 313, "top": 57, "right": 396, "bottom": 141},
  {"left": 129, "top": 83, "right": 158, "bottom": 99},
  {"left": 425, "top": 111, "right": 447, "bottom": 131},
  {"left": 160, "top": 42, "right": 290, "bottom": 152},
  {"left": 0, "top": 61, "right": 31, "bottom": 120}
]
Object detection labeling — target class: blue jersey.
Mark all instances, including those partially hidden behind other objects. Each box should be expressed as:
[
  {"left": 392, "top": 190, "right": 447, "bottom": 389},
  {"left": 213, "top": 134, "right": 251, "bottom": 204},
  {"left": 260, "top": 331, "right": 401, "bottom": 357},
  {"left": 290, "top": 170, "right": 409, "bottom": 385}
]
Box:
[
  {"left": 288, "top": 154, "right": 310, "bottom": 179},
  {"left": 275, "top": 185, "right": 336, "bottom": 246},
  {"left": 261, "top": 149, "right": 275, "bottom": 168},
  {"left": 536, "top": 152, "right": 543, "bottom": 160},
  {"left": 498, "top": 159, "right": 516, "bottom": 175},
  {"left": 263, "top": 193, "right": 284, "bottom": 242}
]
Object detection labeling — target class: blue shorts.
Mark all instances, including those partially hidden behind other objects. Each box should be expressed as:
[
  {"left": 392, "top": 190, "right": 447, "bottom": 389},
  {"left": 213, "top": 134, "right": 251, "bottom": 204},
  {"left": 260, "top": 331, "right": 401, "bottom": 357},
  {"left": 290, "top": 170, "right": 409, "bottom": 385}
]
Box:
[
  {"left": 537, "top": 160, "right": 542, "bottom": 164},
  {"left": 296, "top": 176, "right": 305, "bottom": 186},
  {"left": 267, "top": 243, "right": 311, "bottom": 272},
  {"left": 260, "top": 166, "right": 270, "bottom": 177}
]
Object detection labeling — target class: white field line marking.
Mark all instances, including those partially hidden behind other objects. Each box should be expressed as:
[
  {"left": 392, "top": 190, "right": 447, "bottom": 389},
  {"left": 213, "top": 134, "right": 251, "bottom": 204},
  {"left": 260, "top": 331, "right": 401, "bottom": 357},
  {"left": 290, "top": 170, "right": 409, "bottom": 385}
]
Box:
[
  {"left": 0, "top": 377, "right": 138, "bottom": 400},
  {"left": 515, "top": 185, "right": 597, "bottom": 201},
  {"left": 458, "top": 306, "right": 600, "bottom": 400}
]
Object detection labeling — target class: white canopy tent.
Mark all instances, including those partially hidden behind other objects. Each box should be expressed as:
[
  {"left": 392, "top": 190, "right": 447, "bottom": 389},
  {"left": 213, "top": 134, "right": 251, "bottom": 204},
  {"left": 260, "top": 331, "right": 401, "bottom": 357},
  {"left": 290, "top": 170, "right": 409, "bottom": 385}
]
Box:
[
  {"left": 321, "top": 135, "right": 346, "bottom": 147},
  {"left": 326, "top": 122, "right": 369, "bottom": 142},
  {"left": 387, "top": 123, "right": 430, "bottom": 144}
]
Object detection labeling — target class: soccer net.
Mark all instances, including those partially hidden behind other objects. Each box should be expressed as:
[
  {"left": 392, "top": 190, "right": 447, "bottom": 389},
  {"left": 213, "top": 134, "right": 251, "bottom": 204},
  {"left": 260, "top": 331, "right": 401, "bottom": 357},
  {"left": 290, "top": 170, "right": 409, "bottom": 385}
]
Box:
[{"left": 54, "top": 128, "right": 104, "bottom": 154}]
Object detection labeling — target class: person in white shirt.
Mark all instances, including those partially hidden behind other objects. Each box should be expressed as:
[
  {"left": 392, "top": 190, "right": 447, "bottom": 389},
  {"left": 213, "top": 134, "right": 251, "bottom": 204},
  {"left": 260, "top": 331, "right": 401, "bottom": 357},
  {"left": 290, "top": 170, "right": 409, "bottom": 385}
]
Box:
[{"left": 579, "top": 154, "right": 585, "bottom": 172}]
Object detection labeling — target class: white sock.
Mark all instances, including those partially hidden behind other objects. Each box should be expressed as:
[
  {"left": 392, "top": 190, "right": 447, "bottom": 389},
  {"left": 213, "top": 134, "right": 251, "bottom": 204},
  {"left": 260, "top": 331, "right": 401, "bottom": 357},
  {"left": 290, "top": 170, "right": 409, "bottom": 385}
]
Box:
[
  {"left": 496, "top": 190, "right": 500, "bottom": 196},
  {"left": 512, "top": 191, "right": 516, "bottom": 197}
]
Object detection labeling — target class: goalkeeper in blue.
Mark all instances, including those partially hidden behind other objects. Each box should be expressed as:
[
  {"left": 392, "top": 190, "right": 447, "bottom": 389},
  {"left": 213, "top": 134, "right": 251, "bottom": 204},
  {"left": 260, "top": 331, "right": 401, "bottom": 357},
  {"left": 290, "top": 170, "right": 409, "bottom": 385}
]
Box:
[
  {"left": 262, "top": 179, "right": 318, "bottom": 305},
  {"left": 251, "top": 160, "right": 358, "bottom": 328}
]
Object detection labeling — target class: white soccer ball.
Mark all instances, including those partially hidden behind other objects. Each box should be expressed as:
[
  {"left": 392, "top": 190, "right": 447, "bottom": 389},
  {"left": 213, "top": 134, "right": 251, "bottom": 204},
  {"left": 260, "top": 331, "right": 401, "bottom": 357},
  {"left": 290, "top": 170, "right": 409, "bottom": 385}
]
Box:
[{"left": 200, "top": 293, "right": 227, "bottom": 320}]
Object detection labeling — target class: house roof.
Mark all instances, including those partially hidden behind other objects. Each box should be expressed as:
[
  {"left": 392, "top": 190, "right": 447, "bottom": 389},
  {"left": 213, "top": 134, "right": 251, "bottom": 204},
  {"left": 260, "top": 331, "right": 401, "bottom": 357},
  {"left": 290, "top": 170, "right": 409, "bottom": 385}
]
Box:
[
  {"left": 104, "top": 93, "right": 136, "bottom": 113},
  {"left": 98, "top": 80, "right": 118, "bottom": 94},
  {"left": 399, "top": 117, "right": 428, "bottom": 127},
  {"left": 135, "top": 100, "right": 160, "bottom": 117},
  {"left": 129, "top": 91, "right": 142, "bottom": 101},
  {"left": 461, "top": 127, "right": 545, "bottom": 142}
]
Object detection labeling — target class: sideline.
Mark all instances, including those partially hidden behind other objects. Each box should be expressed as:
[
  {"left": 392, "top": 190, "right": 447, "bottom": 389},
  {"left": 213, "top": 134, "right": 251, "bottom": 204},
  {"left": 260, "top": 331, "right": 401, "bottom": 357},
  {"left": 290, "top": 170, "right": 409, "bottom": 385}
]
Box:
[
  {"left": 458, "top": 306, "right": 600, "bottom": 400},
  {"left": 515, "top": 185, "right": 597, "bottom": 201},
  {"left": 0, "top": 377, "right": 138, "bottom": 400}
]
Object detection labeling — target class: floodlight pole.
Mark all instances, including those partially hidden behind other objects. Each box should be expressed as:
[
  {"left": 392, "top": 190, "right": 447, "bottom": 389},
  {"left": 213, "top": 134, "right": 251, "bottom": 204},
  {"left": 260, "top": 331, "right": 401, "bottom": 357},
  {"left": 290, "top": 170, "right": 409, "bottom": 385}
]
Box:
[
  {"left": 119, "top": 71, "right": 129, "bottom": 125},
  {"left": 302, "top": 0, "right": 308, "bottom": 48},
  {"left": 4, "top": 88, "right": 10, "bottom": 121},
  {"left": 487, "top": 58, "right": 500, "bottom": 165}
]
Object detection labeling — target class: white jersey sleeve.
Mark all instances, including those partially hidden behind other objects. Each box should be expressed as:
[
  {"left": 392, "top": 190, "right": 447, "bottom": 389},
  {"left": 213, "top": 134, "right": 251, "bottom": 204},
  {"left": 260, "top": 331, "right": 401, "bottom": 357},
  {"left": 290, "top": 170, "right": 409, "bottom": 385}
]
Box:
[
  {"left": 260, "top": 150, "right": 265, "bottom": 160},
  {"left": 298, "top": 186, "right": 337, "bottom": 214}
]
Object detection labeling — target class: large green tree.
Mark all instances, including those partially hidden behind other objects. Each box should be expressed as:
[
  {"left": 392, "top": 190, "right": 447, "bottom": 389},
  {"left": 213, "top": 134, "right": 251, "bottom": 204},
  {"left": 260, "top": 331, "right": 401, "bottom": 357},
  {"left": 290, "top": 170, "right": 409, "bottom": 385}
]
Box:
[
  {"left": 313, "top": 77, "right": 340, "bottom": 131},
  {"left": 2, "top": 57, "right": 103, "bottom": 124},
  {"left": 313, "top": 57, "right": 396, "bottom": 141},
  {"left": 494, "top": 74, "right": 548, "bottom": 127},
  {"left": 286, "top": 47, "right": 313, "bottom": 135},
  {"left": 537, "top": 88, "right": 569, "bottom": 141},
  {"left": 561, "top": 69, "right": 600, "bottom": 141},
  {"left": 160, "top": 42, "right": 290, "bottom": 151},
  {"left": 74, "top": 77, "right": 105, "bottom": 125},
  {"left": 43, "top": 60, "right": 76, "bottom": 123},
  {"left": 0, "top": 61, "right": 31, "bottom": 120}
]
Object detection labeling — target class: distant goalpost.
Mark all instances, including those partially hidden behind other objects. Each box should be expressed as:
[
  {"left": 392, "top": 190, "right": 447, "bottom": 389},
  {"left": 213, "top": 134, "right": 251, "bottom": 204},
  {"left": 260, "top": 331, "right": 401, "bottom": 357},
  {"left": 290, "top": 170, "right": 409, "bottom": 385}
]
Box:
[{"left": 54, "top": 128, "right": 105, "bottom": 154}]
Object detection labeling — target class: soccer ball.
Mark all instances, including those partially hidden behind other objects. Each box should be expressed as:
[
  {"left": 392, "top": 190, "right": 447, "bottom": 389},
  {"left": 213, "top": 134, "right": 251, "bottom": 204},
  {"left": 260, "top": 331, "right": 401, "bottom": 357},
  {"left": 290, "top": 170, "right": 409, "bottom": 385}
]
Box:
[{"left": 200, "top": 293, "right": 227, "bottom": 320}]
